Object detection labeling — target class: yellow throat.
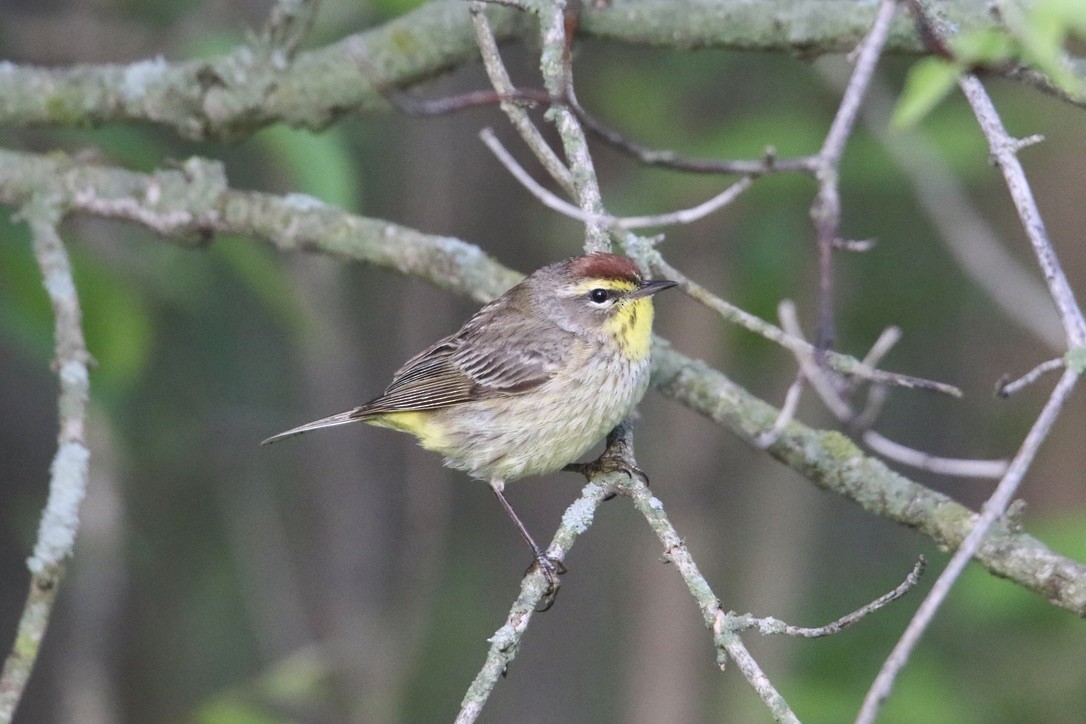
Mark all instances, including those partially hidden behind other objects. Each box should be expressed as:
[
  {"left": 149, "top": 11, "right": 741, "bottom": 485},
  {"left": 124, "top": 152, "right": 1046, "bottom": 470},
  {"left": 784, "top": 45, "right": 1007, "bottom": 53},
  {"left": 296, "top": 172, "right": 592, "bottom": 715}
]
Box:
[{"left": 577, "top": 278, "right": 654, "bottom": 361}]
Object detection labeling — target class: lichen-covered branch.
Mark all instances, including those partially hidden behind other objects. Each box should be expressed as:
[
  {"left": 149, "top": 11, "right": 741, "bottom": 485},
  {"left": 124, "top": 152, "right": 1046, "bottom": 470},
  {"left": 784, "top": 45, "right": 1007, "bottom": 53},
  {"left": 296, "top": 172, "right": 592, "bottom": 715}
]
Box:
[
  {"left": 0, "top": 2, "right": 529, "bottom": 140},
  {"left": 0, "top": 146, "right": 1080, "bottom": 616},
  {"left": 650, "top": 343, "right": 1086, "bottom": 616},
  {"left": 0, "top": 0, "right": 1082, "bottom": 140},
  {"left": 0, "top": 201, "right": 91, "bottom": 723}
]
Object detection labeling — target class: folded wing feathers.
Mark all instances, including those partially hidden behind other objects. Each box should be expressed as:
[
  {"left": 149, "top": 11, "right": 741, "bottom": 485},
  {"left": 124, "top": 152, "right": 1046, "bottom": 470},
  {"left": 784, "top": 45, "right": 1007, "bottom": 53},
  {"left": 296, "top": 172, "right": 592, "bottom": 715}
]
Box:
[{"left": 265, "top": 296, "right": 567, "bottom": 443}]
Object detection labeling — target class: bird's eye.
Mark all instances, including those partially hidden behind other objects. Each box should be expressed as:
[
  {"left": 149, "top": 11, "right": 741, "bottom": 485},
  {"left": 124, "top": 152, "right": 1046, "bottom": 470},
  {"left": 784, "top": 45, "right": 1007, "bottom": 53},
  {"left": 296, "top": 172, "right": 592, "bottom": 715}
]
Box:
[{"left": 588, "top": 288, "right": 611, "bottom": 304}]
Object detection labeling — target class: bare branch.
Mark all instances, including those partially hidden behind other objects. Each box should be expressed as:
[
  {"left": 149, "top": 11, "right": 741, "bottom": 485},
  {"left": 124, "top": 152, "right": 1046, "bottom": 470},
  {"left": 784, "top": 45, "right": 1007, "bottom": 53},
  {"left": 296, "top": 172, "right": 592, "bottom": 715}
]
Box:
[
  {"left": 779, "top": 300, "right": 1009, "bottom": 478},
  {"left": 615, "top": 176, "right": 753, "bottom": 228},
  {"left": 860, "top": 326, "right": 902, "bottom": 371},
  {"left": 958, "top": 72, "right": 1086, "bottom": 345},
  {"left": 479, "top": 127, "right": 589, "bottom": 220},
  {"left": 602, "top": 426, "right": 801, "bottom": 723},
  {"left": 568, "top": 92, "right": 816, "bottom": 176},
  {"left": 862, "top": 431, "right": 1008, "bottom": 479},
  {"left": 481, "top": 127, "right": 754, "bottom": 229}
]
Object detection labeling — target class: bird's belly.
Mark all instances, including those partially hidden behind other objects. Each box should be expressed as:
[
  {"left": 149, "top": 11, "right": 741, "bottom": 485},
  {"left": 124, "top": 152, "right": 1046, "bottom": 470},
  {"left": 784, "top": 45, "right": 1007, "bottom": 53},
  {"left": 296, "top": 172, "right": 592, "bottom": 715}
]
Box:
[{"left": 429, "top": 355, "right": 650, "bottom": 482}]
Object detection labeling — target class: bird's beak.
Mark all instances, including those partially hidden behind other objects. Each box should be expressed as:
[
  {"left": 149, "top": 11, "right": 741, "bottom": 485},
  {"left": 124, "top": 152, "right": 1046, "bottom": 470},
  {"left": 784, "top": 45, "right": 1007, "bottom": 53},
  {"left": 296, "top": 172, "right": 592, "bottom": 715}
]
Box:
[{"left": 629, "top": 279, "right": 678, "bottom": 298}]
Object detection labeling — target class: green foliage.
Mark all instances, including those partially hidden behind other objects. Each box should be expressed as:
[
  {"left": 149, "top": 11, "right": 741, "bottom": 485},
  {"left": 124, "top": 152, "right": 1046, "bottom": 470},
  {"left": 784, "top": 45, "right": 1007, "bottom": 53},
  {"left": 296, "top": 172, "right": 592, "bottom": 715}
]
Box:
[
  {"left": 894, "top": 0, "right": 1086, "bottom": 127},
  {"left": 892, "top": 57, "right": 964, "bottom": 129}
]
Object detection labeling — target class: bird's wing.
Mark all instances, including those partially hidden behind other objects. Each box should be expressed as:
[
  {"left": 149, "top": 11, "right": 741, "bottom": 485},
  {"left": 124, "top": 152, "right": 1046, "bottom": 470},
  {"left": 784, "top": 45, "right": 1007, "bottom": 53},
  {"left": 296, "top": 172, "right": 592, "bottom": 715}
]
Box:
[{"left": 356, "top": 300, "right": 564, "bottom": 416}]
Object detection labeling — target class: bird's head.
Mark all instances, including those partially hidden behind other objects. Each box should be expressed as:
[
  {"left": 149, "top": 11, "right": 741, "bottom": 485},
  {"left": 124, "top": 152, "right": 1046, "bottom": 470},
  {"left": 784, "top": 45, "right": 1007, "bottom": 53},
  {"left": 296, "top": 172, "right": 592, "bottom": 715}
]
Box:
[{"left": 533, "top": 252, "right": 677, "bottom": 360}]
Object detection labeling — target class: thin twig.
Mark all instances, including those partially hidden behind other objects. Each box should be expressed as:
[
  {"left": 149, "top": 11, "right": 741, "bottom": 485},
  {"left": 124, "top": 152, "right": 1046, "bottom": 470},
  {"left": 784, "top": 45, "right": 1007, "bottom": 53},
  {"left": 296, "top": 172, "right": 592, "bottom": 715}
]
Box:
[
  {"left": 862, "top": 432, "right": 1008, "bottom": 479},
  {"left": 0, "top": 200, "right": 91, "bottom": 723},
  {"left": 778, "top": 300, "right": 854, "bottom": 418},
  {"left": 479, "top": 127, "right": 588, "bottom": 219},
  {"left": 997, "top": 357, "right": 1065, "bottom": 397},
  {"left": 907, "top": 0, "right": 1086, "bottom": 346},
  {"left": 385, "top": 87, "right": 550, "bottom": 117},
  {"left": 860, "top": 326, "right": 902, "bottom": 370},
  {"left": 726, "top": 557, "right": 925, "bottom": 638},
  {"left": 755, "top": 373, "right": 806, "bottom": 448},
  {"left": 780, "top": 301, "right": 1008, "bottom": 478},
  {"left": 568, "top": 92, "right": 816, "bottom": 176},
  {"left": 469, "top": 3, "right": 576, "bottom": 196},
  {"left": 959, "top": 73, "right": 1086, "bottom": 345},
  {"left": 651, "top": 258, "right": 962, "bottom": 397},
  {"left": 481, "top": 128, "right": 754, "bottom": 229},
  {"left": 615, "top": 176, "right": 753, "bottom": 228},
  {"left": 851, "top": 327, "right": 900, "bottom": 431},
  {"left": 809, "top": 0, "right": 900, "bottom": 348}
]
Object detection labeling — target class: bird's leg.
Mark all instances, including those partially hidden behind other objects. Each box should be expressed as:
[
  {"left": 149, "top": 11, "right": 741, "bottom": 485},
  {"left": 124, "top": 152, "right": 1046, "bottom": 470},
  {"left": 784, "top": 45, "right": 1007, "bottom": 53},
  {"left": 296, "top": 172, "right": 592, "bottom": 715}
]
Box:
[{"left": 490, "top": 480, "right": 566, "bottom": 611}]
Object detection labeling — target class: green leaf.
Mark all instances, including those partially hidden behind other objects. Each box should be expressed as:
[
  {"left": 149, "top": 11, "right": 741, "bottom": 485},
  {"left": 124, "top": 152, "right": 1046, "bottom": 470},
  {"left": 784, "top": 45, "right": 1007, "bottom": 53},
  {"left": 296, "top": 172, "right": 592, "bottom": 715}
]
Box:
[
  {"left": 950, "top": 28, "right": 1016, "bottom": 65},
  {"left": 892, "top": 58, "right": 962, "bottom": 129}
]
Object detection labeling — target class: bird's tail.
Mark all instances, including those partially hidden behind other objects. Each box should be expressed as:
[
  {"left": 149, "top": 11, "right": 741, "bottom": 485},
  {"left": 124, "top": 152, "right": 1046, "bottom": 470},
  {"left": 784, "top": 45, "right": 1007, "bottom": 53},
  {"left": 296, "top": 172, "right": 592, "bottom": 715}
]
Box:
[{"left": 261, "top": 408, "right": 367, "bottom": 445}]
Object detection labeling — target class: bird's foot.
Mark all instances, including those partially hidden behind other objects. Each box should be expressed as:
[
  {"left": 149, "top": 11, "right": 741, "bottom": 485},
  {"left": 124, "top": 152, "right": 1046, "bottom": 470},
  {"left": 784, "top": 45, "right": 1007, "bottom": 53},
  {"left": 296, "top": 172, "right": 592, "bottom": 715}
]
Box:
[
  {"left": 525, "top": 554, "right": 567, "bottom": 612},
  {"left": 565, "top": 455, "right": 649, "bottom": 493}
]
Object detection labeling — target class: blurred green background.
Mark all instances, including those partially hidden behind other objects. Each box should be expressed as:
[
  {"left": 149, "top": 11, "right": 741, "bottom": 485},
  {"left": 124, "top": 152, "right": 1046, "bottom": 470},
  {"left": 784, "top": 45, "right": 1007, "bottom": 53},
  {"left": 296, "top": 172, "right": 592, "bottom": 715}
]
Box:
[{"left": 1, "top": 1, "right": 1085, "bottom": 722}]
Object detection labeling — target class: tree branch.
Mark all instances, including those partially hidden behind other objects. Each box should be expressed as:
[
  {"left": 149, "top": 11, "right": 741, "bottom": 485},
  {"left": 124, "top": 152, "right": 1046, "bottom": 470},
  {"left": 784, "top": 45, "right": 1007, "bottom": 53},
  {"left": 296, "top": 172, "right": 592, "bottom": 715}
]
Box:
[{"left": 1, "top": 1, "right": 1082, "bottom": 139}]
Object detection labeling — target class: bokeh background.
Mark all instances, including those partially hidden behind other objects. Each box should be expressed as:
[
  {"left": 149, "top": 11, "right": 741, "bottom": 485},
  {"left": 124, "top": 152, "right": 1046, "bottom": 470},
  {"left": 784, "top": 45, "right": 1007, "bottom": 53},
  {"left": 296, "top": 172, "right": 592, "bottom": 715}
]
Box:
[{"left": 2, "top": 0, "right": 1085, "bottom": 722}]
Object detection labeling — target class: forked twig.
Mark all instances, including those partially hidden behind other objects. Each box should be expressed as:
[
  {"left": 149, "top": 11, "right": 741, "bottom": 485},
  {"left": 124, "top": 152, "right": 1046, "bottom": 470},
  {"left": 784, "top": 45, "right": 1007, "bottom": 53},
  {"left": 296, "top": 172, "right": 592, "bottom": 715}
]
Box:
[{"left": 724, "top": 557, "right": 925, "bottom": 638}]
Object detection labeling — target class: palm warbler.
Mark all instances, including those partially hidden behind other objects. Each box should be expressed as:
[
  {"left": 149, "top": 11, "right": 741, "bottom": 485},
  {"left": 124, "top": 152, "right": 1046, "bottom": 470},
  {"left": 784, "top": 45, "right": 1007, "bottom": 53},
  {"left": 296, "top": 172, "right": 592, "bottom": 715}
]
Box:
[{"left": 264, "top": 253, "right": 675, "bottom": 602}]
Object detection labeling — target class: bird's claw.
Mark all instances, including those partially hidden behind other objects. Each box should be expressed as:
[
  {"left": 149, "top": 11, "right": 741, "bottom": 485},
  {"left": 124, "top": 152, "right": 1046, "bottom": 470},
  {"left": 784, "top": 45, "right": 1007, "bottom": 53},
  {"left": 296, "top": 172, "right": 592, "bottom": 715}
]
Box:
[
  {"left": 565, "top": 455, "right": 648, "bottom": 488},
  {"left": 526, "top": 554, "right": 567, "bottom": 612}
]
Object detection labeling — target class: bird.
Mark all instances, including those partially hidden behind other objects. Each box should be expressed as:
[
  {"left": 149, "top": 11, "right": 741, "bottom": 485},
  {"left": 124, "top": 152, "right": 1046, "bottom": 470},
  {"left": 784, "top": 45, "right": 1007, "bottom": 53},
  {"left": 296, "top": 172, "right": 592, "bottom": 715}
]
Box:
[{"left": 263, "top": 252, "right": 676, "bottom": 606}]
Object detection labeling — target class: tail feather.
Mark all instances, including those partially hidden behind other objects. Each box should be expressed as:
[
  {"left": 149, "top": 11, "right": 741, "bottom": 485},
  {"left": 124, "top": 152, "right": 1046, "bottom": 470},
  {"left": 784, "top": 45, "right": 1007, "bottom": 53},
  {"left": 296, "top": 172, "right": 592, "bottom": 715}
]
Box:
[{"left": 261, "top": 408, "right": 366, "bottom": 445}]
